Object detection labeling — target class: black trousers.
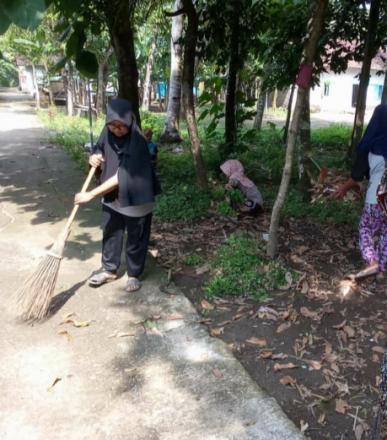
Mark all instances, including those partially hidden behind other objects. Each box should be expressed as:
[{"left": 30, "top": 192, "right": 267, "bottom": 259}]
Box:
[{"left": 101, "top": 205, "right": 152, "bottom": 278}]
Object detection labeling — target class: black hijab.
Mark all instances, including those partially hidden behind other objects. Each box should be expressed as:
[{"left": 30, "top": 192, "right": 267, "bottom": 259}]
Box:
[{"left": 95, "top": 98, "right": 160, "bottom": 206}]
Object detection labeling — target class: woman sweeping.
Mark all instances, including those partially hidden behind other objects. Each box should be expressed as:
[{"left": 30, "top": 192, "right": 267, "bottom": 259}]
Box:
[
  {"left": 334, "top": 104, "right": 387, "bottom": 279},
  {"left": 75, "top": 98, "right": 160, "bottom": 292}
]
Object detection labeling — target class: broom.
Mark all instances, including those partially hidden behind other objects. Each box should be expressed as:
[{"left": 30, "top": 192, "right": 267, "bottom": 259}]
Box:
[
  {"left": 16, "top": 166, "right": 96, "bottom": 321},
  {"left": 17, "top": 80, "right": 97, "bottom": 321}
]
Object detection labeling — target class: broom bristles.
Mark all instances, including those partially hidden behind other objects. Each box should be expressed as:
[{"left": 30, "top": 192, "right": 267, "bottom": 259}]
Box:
[{"left": 16, "top": 254, "right": 62, "bottom": 321}]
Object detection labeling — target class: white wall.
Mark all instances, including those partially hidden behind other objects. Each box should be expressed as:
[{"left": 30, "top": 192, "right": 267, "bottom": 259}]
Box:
[{"left": 310, "top": 67, "right": 385, "bottom": 113}]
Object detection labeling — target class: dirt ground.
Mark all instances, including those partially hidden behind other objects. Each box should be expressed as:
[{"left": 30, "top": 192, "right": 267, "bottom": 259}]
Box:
[{"left": 152, "top": 211, "right": 387, "bottom": 440}]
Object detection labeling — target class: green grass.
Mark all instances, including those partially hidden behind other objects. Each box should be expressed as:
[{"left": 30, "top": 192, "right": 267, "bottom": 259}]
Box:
[
  {"left": 38, "top": 109, "right": 105, "bottom": 169},
  {"left": 283, "top": 189, "right": 362, "bottom": 228},
  {"left": 205, "top": 233, "right": 292, "bottom": 301},
  {"left": 154, "top": 184, "right": 210, "bottom": 222},
  {"left": 183, "top": 254, "right": 205, "bottom": 266}
]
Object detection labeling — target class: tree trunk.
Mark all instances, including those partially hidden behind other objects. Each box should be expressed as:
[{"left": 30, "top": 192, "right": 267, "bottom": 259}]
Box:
[
  {"left": 43, "top": 62, "right": 54, "bottom": 107},
  {"left": 96, "top": 62, "right": 108, "bottom": 115},
  {"left": 267, "top": 0, "right": 328, "bottom": 258},
  {"left": 64, "top": 63, "right": 73, "bottom": 116},
  {"left": 349, "top": 0, "right": 381, "bottom": 159},
  {"left": 31, "top": 63, "right": 40, "bottom": 110},
  {"left": 181, "top": 0, "right": 208, "bottom": 189},
  {"left": 271, "top": 88, "right": 278, "bottom": 110},
  {"left": 223, "top": 0, "right": 241, "bottom": 158},
  {"left": 142, "top": 37, "right": 156, "bottom": 111},
  {"left": 283, "top": 83, "right": 296, "bottom": 143},
  {"left": 298, "top": 88, "right": 313, "bottom": 196},
  {"left": 160, "top": 0, "right": 184, "bottom": 143},
  {"left": 381, "top": 68, "right": 387, "bottom": 104},
  {"left": 254, "top": 82, "right": 265, "bottom": 130},
  {"left": 105, "top": 1, "right": 140, "bottom": 125}
]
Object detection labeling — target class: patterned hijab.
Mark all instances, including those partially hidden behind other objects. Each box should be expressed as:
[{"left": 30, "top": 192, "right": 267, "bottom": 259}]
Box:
[{"left": 220, "top": 160, "right": 255, "bottom": 188}]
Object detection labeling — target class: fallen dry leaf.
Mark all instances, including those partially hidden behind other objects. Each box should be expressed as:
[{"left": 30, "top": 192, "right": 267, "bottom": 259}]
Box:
[
  {"left": 318, "top": 413, "right": 326, "bottom": 425},
  {"left": 272, "top": 353, "right": 288, "bottom": 360},
  {"left": 149, "top": 249, "right": 159, "bottom": 258},
  {"left": 332, "top": 319, "right": 346, "bottom": 330},
  {"left": 210, "top": 327, "right": 224, "bottom": 337},
  {"left": 274, "top": 362, "right": 298, "bottom": 371},
  {"left": 47, "top": 377, "right": 62, "bottom": 392},
  {"left": 260, "top": 351, "right": 273, "bottom": 359},
  {"left": 354, "top": 423, "right": 364, "bottom": 440},
  {"left": 300, "top": 420, "right": 309, "bottom": 434},
  {"left": 300, "top": 307, "right": 320, "bottom": 321},
  {"left": 372, "top": 346, "right": 384, "bottom": 354},
  {"left": 335, "top": 398, "right": 350, "bottom": 414},
  {"left": 276, "top": 322, "right": 291, "bottom": 334},
  {"left": 212, "top": 368, "right": 223, "bottom": 379},
  {"left": 372, "top": 354, "right": 380, "bottom": 363},
  {"left": 58, "top": 330, "right": 72, "bottom": 341},
  {"left": 201, "top": 299, "right": 214, "bottom": 310},
  {"left": 280, "top": 375, "right": 297, "bottom": 386},
  {"left": 108, "top": 331, "right": 135, "bottom": 338},
  {"left": 62, "top": 312, "right": 75, "bottom": 320},
  {"left": 246, "top": 337, "right": 267, "bottom": 347},
  {"left": 196, "top": 264, "right": 210, "bottom": 275},
  {"left": 307, "top": 360, "right": 322, "bottom": 370},
  {"left": 60, "top": 318, "right": 91, "bottom": 328},
  {"left": 335, "top": 381, "right": 349, "bottom": 395},
  {"left": 343, "top": 325, "right": 355, "bottom": 338},
  {"left": 301, "top": 281, "right": 309, "bottom": 295}
]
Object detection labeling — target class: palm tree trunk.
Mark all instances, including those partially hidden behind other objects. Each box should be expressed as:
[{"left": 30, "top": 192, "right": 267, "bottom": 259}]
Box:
[
  {"left": 96, "top": 62, "right": 108, "bottom": 114},
  {"left": 64, "top": 63, "right": 73, "bottom": 116},
  {"left": 267, "top": 0, "right": 328, "bottom": 258},
  {"left": 31, "top": 63, "right": 40, "bottom": 110},
  {"left": 161, "top": 0, "right": 184, "bottom": 143},
  {"left": 254, "top": 81, "right": 265, "bottom": 130},
  {"left": 142, "top": 37, "right": 157, "bottom": 111},
  {"left": 181, "top": 0, "right": 208, "bottom": 189}
]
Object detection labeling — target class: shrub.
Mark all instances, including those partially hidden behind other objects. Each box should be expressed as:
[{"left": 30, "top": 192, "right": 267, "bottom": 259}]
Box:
[
  {"left": 239, "top": 128, "right": 285, "bottom": 183},
  {"left": 205, "top": 233, "right": 290, "bottom": 301},
  {"left": 283, "top": 189, "right": 361, "bottom": 228},
  {"left": 141, "top": 111, "right": 165, "bottom": 140},
  {"left": 154, "top": 184, "right": 210, "bottom": 222}
]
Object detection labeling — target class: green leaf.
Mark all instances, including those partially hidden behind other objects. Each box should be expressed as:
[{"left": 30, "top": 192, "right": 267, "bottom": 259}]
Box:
[
  {"left": 197, "top": 108, "right": 209, "bottom": 122},
  {"left": 13, "top": 37, "right": 39, "bottom": 48},
  {"left": 51, "top": 56, "right": 67, "bottom": 73},
  {"left": 66, "top": 28, "right": 86, "bottom": 57},
  {"left": 75, "top": 50, "right": 98, "bottom": 78},
  {"left": 56, "top": 0, "right": 80, "bottom": 18},
  {"left": 0, "top": 10, "right": 11, "bottom": 34}
]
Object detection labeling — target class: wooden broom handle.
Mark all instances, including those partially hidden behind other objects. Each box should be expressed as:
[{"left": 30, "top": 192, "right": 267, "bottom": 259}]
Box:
[{"left": 62, "top": 167, "right": 97, "bottom": 236}]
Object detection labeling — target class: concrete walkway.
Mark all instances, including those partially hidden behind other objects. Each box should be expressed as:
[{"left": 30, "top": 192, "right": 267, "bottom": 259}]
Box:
[{"left": 0, "top": 89, "right": 303, "bottom": 440}]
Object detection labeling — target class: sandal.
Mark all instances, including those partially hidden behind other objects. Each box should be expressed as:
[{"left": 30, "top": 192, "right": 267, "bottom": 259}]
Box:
[
  {"left": 354, "top": 264, "right": 379, "bottom": 280},
  {"left": 125, "top": 277, "right": 141, "bottom": 292},
  {"left": 88, "top": 268, "right": 117, "bottom": 287}
]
